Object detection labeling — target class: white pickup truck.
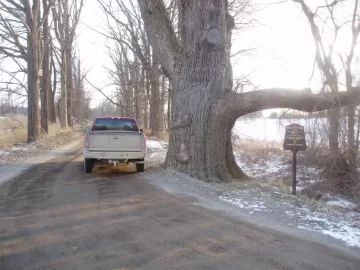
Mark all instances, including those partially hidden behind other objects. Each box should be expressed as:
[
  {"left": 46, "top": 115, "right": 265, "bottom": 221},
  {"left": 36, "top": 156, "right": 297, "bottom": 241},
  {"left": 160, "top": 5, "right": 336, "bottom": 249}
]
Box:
[{"left": 83, "top": 117, "right": 146, "bottom": 173}]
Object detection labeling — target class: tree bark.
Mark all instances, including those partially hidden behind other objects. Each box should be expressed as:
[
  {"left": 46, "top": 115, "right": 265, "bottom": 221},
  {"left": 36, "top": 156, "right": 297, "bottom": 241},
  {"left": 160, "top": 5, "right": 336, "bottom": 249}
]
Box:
[
  {"left": 160, "top": 0, "right": 237, "bottom": 181},
  {"left": 66, "top": 45, "right": 73, "bottom": 127},
  {"left": 49, "top": 48, "right": 57, "bottom": 123},
  {"left": 59, "top": 48, "right": 68, "bottom": 128},
  {"left": 150, "top": 55, "right": 164, "bottom": 137},
  {"left": 65, "top": 3, "right": 73, "bottom": 127},
  {"left": 329, "top": 109, "right": 340, "bottom": 152},
  {"left": 41, "top": 0, "right": 50, "bottom": 133},
  {"left": 26, "top": 1, "right": 41, "bottom": 142},
  {"left": 167, "top": 82, "right": 171, "bottom": 133},
  {"left": 160, "top": 74, "right": 166, "bottom": 131},
  {"left": 348, "top": 106, "right": 357, "bottom": 172},
  {"left": 145, "top": 69, "right": 150, "bottom": 129}
]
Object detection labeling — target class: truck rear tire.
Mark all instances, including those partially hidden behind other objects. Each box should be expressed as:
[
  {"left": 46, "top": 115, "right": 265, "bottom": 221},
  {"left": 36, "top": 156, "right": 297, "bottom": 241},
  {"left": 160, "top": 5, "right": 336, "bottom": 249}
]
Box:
[
  {"left": 84, "top": 159, "right": 93, "bottom": 173},
  {"left": 136, "top": 163, "right": 145, "bottom": 172}
]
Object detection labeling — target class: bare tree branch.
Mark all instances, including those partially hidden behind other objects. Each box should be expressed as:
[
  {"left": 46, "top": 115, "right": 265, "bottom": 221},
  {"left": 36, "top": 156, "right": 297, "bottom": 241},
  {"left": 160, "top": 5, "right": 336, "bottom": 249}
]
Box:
[
  {"left": 137, "top": 0, "right": 181, "bottom": 79},
  {"left": 84, "top": 77, "right": 124, "bottom": 108}
]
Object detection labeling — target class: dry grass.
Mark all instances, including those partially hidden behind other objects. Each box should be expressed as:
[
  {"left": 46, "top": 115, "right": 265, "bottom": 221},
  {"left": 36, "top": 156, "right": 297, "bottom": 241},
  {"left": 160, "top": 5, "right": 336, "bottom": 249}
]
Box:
[
  {"left": 0, "top": 116, "right": 27, "bottom": 148},
  {"left": 144, "top": 128, "right": 152, "bottom": 137},
  {"left": 0, "top": 116, "right": 72, "bottom": 149},
  {"left": 232, "top": 138, "right": 284, "bottom": 161}
]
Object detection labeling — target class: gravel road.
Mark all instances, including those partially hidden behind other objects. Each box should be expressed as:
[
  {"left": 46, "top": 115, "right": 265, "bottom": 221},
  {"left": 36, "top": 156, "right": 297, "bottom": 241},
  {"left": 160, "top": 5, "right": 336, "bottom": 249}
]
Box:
[{"left": 0, "top": 144, "right": 359, "bottom": 269}]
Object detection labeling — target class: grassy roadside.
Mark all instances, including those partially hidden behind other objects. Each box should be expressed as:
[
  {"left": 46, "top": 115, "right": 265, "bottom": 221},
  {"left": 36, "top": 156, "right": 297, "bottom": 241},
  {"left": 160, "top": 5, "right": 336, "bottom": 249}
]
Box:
[{"left": 0, "top": 116, "right": 85, "bottom": 164}]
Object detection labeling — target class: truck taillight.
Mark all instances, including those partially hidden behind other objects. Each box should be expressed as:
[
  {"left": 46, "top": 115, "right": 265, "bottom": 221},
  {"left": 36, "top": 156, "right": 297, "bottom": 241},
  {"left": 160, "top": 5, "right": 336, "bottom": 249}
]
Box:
[
  {"left": 143, "top": 135, "right": 146, "bottom": 149},
  {"left": 84, "top": 133, "right": 89, "bottom": 148}
]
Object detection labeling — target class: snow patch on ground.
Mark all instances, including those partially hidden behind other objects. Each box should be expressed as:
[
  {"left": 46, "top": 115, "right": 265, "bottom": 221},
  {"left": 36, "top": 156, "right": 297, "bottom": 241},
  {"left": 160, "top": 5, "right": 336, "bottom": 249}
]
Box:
[
  {"left": 11, "top": 146, "right": 28, "bottom": 151},
  {"left": 146, "top": 139, "right": 168, "bottom": 165},
  {"left": 0, "top": 150, "right": 10, "bottom": 156},
  {"left": 299, "top": 213, "right": 360, "bottom": 248},
  {"left": 326, "top": 199, "right": 358, "bottom": 210},
  {"left": 220, "top": 196, "right": 267, "bottom": 213},
  {"left": 147, "top": 140, "right": 166, "bottom": 151},
  {"left": 235, "top": 154, "right": 284, "bottom": 179},
  {"left": 220, "top": 190, "right": 360, "bottom": 248}
]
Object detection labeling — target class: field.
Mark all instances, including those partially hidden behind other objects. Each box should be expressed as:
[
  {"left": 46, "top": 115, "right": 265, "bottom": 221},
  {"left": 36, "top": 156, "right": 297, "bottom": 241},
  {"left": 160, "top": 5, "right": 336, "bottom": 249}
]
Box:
[{"left": 0, "top": 115, "right": 67, "bottom": 149}]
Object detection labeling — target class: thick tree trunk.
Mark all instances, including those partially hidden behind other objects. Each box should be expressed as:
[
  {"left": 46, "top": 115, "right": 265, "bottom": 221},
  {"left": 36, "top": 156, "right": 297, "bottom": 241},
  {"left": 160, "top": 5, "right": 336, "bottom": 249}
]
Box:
[
  {"left": 167, "top": 83, "right": 171, "bottom": 133},
  {"left": 59, "top": 49, "right": 68, "bottom": 128},
  {"left": 328, "top": 109, "right": 340, "bottom": 152},
  {"left": 144, "top": 69, "right": 150, "bottom": 129},
  {"left": 49, "top": 51, "right": 57, "bottom": 123},
  {"left": 132, "top": 61, "right": 140, "bottom": 121},
  {"left": 164, "top": 1, "right": 239, "bottom": 181},
  {"left": 140, "top": 67, "right": 146, "bottom": 128},
  {"left": 27, "top": 15, "right": 41, "bottom": 142},
  {"left": 160, "top": 74, "right": 166, "bottom": 130},
  {"left": 150, "top": 56, "right": 164, "bottom": 137},
  {"left": 346, "top": 67, "right": 357, "bottom": 173},
  {"left": 66, "top": 45, "right": 73, "bottom": 127},
  {"left": 348, "top": 106, "right": 357, "bottom": 172},
  {"left": 326, "top": 108, "right": 350, "bottom": 174},
  {"left": 49, "top": 90, "right": 56, "bottom": 123},
  {"left": 41, "top": 0, "right": 50, "bottom": 133}
]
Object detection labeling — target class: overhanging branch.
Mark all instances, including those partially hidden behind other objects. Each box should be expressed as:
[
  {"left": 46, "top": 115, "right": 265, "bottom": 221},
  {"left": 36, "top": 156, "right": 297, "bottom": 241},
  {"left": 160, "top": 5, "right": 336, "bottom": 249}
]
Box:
[
  {"left": 137, "top": 0, "right": 181, "bottom": 80},
  {"left": 223, "top": 88, "right": 360, "bottom": 117}
]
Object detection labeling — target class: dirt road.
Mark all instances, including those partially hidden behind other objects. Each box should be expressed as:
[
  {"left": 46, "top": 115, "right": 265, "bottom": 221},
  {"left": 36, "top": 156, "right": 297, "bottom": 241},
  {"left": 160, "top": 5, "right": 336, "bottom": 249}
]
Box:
[{"left": 0, "top": 148, "right": 359, "bottom": 270}]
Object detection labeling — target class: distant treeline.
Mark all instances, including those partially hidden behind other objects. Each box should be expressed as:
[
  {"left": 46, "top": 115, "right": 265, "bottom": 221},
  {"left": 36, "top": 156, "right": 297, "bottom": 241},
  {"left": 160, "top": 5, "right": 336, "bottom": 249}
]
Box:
[
  {"left": 0, "top": 105, "right": 27, "bottom": 116},
  {"left": 269, "top": 111, "right": 328, "bottom": 119}
]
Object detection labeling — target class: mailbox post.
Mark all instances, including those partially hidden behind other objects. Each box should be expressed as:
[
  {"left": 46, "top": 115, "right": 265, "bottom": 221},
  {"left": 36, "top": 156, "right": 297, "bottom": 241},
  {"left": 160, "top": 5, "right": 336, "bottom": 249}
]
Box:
[{"left": 283, "top": 124, "right": 306, "bottom": 195}]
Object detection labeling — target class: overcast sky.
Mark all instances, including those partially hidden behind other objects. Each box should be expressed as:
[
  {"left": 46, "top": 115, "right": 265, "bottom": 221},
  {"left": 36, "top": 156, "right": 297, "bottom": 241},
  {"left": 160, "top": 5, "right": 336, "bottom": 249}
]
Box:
[{"left": 77, "top": 0, "right": 356, "bottom": 110}]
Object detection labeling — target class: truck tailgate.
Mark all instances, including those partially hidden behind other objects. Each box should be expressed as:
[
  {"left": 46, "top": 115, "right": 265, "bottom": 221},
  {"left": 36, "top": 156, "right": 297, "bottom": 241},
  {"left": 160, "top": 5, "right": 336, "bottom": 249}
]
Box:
[{"left": 89, "top": 132, "right": 143, "bottom": 152}]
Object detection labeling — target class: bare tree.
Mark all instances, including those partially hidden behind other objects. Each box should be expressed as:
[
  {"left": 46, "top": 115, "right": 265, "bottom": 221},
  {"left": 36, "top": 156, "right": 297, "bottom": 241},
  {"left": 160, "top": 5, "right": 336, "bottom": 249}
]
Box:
[
  {"left": 40, "top": 0, "right": 51, "bottom": 133},
  {"left": 52, "top": 0, "right": 84, "bottom": 128},
  {"left": 72, "top": 54, "right": 91, "bottom": 123},
  {"left": 0, "top": 4, "right": 28, "bottom": 110},
  {"left": 0, "top": 0, "right": 54, "bottom": 141},
  {"left": 293, "top": 0, "right": 360, "bottom": 174},
  {"left": 1, "top": 0, "right": 53, "bottom": 134},
  {"left": 98, "top": 0, "right": 165, "bottom": 137}
]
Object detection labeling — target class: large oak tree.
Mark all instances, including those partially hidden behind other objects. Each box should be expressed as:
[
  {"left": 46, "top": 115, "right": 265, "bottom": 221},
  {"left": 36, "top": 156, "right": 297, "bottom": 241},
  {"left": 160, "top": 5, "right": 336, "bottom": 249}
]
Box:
[{"left": 137, "top": 0, "right": 360, "bottom": 182}]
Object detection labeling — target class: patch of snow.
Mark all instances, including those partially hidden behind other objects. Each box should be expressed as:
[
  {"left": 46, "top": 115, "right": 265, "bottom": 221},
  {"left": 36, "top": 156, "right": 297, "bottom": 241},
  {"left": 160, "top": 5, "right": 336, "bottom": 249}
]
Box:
[
  {"left": 220, "top": 190, "right": 360, "bottom": 248},
  {"left": 0, "top": 150, "right": 10, "bottom": 156},
  {"left": 147, "top": 140, "right": 166, "bottom": 151},
  {"left": 285, "top": 211, "right": 296, "bottom": 216},
  {"left": 322, "top": 226, "right": 360, "bottom": 248},
  {"left": 326, "top": 199, "right": 358, "bottom": 210},
  {"left": 150, "top": 152, "right": 166, "bottom": 158},
  {"left": 71, "top": 246, "right": 79, "bottom": 251},
  {"left": 296, "top": 186, "right": 306, "bottom": 191},
  {"left": 298, "top": 213, "right": 360, "bottom": 248},
  {"left": 11, "top": 146, "right": 27, "bottom": 151},
  {"left": 234, "top": 154, "right": 284, "bottom": 179},
  {"left": 220, "top": 196, "right": 267, "bottom": 212}
]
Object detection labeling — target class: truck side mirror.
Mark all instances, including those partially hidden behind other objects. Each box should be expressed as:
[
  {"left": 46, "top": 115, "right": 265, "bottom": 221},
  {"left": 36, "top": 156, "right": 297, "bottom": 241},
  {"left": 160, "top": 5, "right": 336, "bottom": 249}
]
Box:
[{"left": 139, "top": 128, "right": 144, "bottom": 133}]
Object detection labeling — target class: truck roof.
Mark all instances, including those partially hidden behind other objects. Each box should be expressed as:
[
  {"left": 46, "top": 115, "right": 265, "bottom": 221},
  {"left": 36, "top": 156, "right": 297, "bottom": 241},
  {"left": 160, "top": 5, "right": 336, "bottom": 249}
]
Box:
[{"left": 95, "top": 116, "right": 137, "bottom": 121}]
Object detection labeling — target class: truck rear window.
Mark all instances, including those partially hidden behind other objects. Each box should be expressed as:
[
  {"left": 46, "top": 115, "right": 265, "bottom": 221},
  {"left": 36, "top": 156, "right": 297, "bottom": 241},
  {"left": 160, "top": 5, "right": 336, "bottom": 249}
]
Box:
[{"left": 92, "top": 118, "right": 139, "bottom": 132}]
